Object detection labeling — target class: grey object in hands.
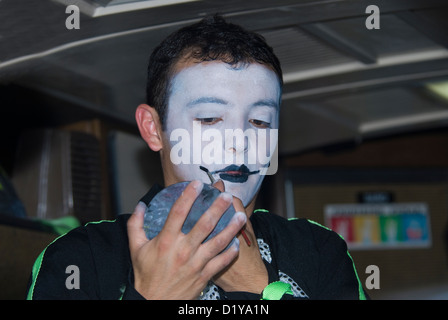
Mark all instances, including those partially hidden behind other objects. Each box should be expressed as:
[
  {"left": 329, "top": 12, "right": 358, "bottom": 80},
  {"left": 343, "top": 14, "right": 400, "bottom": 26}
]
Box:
[{"left": 143, "top": 181, "right": 236, "bottom": 244}]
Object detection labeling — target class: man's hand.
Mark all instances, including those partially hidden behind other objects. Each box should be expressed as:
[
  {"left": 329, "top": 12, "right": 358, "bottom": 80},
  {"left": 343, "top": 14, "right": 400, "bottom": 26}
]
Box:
[
  {"left": 212, "top": 180, "right": 269, "bottom": 295},
  {"left": 127, "top": 180, "right": 247, "bottom": 300}
]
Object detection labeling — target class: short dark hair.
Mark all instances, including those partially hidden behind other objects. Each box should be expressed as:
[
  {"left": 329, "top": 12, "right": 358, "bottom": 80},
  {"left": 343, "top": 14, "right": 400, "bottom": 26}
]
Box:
[{"left": 146, "top": 14, "right": 283, "bottom": 129}]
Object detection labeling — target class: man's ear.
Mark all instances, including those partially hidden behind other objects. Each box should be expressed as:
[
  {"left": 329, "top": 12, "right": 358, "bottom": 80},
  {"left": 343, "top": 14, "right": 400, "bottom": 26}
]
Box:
[{"left": 135, "top": 104, "right": 163, "bottom": 152}]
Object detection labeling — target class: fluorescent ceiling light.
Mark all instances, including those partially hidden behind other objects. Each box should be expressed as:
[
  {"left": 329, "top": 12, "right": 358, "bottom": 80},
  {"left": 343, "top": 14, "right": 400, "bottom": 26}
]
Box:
[
  {"left": 360, "top": 110, "right": 448, "bottom": 134},
  {"left": 53, "top": 0, "right": 199, "bottom": 17},
  {"left": 426, "top": 81, "right": 448, "bottom": 101}
]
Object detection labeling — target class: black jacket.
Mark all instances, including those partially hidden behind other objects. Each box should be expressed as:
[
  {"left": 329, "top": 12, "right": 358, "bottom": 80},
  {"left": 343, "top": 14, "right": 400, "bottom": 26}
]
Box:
[{"left": 27, "top": 188, "right": 367, "bottom": 300}]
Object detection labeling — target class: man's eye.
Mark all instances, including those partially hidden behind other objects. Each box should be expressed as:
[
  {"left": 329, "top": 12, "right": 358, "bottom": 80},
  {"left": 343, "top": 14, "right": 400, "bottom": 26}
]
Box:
[
  {"left": 195, "top": 117, "right": 221, "bottom": 125},
  {"left": 250, "top": 119, "right": 271, "bottom": 128}
]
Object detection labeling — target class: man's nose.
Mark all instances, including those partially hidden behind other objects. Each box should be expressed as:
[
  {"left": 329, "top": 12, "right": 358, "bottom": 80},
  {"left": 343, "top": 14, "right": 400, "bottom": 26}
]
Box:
[
  {"left": 226, "top": 135, "right": 249, "bottom": 154},
  {"left": 223, "top": 125, "right": 254, "bottom": 166}
]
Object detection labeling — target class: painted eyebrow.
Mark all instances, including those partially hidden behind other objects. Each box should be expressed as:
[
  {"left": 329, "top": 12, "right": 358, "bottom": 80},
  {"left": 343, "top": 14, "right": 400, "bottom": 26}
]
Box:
[
  {"left": 186, "top": 96, "right": 229, "bottom": 107},
  {"left": 186, "top": 97, "right": 279, "bottom": 109},
  {"left": 252, "top": 99, "right": 279, "bottom": 110}
]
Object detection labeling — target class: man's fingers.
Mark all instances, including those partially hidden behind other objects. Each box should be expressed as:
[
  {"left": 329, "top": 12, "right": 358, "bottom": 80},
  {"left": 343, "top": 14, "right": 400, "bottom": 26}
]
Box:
[
  {"left": 198, "top": 211, "right": 246, "bottom": 262},
  {"left": 232, "top": 195, "right": 245, "bottom": 214},
  {"left": 162, "top": 180, "right": 203, "bottom": 236},
  {"left": 212, "top": 179, "right": 249, "bottom": 246},
  {"left": 211, "top": 179, "right": 244, "bottom": 214},
  {"left": 201, "top": 238, "right": 240, "bottom": 279},
  {"left": 127, "top": 201, "right": 149, "bottom": 252},
  {"left": 188, "top": 191, "right": 233, "bottom": 245},
  {"left": 199, "top": 211, "right": 247, "bottom": 277}
]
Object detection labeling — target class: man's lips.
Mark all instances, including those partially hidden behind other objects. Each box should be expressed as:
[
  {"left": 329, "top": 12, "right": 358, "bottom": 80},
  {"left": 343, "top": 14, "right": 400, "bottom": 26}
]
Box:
[
  {"left": 212, "top": 164, "right": 259, "bottom": 175},
  {"left": 211, "top": 165, "right": 259, "bottom": 183}
]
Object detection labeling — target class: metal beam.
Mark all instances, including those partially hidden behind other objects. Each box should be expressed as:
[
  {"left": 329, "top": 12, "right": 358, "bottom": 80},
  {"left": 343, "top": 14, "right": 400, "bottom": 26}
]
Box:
[
  {"left": 300, "top": 22, "right": 377, "bottom": 64},
  {"left": 282, "top": 58, "right": 448, "bottom": 100}
]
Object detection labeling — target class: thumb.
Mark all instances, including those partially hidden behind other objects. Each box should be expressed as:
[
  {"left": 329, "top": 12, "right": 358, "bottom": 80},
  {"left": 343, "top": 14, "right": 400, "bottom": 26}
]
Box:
[{"left": 127, "top": 201, "right": 149, "bottom": 252}]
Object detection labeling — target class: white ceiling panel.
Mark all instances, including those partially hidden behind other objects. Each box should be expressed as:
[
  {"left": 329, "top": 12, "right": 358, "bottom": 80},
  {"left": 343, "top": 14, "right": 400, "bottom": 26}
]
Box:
[{"left": 1, "top": 0, "right": 448, "bottom": 155}]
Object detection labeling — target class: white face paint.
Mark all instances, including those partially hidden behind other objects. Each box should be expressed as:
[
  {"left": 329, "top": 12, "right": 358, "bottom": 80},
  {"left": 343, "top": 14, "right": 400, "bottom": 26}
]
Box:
[{"left": 163, "top": 61, "right": 281, "bottom": 207}]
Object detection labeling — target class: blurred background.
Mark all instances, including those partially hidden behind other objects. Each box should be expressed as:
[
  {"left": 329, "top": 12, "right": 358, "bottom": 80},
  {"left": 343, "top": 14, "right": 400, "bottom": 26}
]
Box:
[{"left": 1, "top": 0, "right": 448, "bottom": 299}]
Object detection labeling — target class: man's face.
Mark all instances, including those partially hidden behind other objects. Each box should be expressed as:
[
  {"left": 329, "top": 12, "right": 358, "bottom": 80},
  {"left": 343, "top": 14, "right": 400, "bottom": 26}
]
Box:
[{"left": 161, "top": 61, "right": 281, "bottom": 207}]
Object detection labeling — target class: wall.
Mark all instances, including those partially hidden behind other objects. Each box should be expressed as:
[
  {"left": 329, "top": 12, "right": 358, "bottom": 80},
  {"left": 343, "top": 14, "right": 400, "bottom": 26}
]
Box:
[{"left": 284, "top": 128, "right": 448, "bottom": 299}]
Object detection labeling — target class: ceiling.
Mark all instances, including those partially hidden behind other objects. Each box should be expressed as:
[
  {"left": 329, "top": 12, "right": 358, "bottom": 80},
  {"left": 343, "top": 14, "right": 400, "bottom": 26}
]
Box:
[{"left": 1, "top": 0, "right": 448, "bottom": 156}]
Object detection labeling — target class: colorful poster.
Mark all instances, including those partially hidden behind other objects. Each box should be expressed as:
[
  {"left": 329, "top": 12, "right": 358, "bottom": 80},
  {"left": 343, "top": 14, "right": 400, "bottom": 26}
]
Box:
[
  {"left": 353, "top": 214, "right": 380, "bottom": 245},
  {"left": 329, "top": 216, "right": 353, "bottom": 243},
  {"left": 379, "top": 214, "right": 402, "bottom": 244},
  {"left": 324, "top": 203, "right": 431, "bottom": 250}
]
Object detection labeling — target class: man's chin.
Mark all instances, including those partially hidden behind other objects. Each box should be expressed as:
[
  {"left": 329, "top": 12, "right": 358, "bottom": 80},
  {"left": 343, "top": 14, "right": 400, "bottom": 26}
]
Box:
[{"left": 221, "top": 182, "right": 256, "bottom": 207}]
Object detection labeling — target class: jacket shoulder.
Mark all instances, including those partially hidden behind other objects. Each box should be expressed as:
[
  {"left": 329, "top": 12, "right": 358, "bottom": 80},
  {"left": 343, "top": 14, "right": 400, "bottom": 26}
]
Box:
[{"left": 27, "top": 214, "right": 131, "bottom": 299}]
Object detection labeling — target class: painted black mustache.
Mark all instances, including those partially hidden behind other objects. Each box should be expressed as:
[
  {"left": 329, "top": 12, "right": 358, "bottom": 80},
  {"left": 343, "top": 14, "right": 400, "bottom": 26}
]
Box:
[{"left": 211, "top": 165, "right": 259, "bottom": 183}]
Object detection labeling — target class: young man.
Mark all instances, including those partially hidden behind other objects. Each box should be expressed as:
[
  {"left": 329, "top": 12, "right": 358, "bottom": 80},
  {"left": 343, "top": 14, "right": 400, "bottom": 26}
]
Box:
[{"left": 27, "top": 15, "right": 367, "bottom": 300}]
